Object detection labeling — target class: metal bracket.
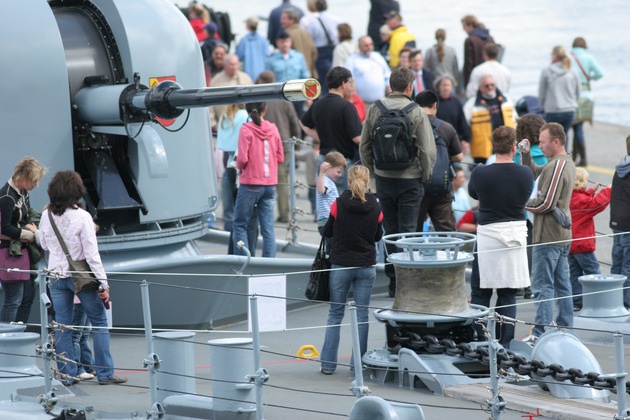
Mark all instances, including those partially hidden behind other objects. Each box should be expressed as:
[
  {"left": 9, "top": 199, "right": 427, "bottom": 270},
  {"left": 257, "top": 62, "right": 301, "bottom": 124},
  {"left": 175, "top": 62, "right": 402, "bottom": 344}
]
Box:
[
  {"left": 37, "top": 391, "right": 59, "bottom": 413},
  {"left": 145, "top": 402, "right": 165, "bottom": 419},
  {"left": 143, "top": 353, "right": 161, "bottom": 372},
  {"left": 248, "top": 368, "right": 270, "bottom": 386}
]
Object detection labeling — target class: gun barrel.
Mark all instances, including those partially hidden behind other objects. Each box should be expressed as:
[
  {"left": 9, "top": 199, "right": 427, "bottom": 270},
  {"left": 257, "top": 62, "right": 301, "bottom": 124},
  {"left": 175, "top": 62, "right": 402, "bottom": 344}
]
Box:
[
  {"left": 75, "top": 78, "right": 320, "bottom": 124},
  {"left": 167, "top": 79, "right": 319, "bottom": 109}
]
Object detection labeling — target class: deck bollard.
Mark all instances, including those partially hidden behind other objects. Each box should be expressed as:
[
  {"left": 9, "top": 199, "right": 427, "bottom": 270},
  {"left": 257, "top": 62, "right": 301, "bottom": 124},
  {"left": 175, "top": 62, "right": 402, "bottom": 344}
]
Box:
[
  {"left": 0, "top": 332, "right": 41, "bottom": 400},
  {"left": 154, "top": 331, "right": 196, "bottom": 403},
  {"left": 208, "top": 337, "right": 257, "bottom": 419},
  {"left": 577, "top": 274, "right": 629, "bottom": 318}
]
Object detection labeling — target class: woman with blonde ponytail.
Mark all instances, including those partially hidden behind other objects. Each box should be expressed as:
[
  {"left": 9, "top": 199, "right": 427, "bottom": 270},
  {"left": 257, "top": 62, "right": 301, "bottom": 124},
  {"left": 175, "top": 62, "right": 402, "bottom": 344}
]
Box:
[
  {"left": 187, "top": 2, "right": 211, "bottom": 42},
  {"left": 538, "top": 45, "right": 581, "bottom": 143},
  {"left": 319, "top": 165, "right": 383, "bottom": 377},
  {"left": 424, "top": 28, "right": 461, "bottom": 91}
]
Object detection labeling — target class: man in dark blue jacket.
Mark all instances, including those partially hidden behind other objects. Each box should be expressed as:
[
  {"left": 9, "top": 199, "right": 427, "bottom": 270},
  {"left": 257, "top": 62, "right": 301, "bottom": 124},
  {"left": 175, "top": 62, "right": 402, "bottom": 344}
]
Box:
[{"left": 610, "top": 135, "right": 630, "bottom": 307}]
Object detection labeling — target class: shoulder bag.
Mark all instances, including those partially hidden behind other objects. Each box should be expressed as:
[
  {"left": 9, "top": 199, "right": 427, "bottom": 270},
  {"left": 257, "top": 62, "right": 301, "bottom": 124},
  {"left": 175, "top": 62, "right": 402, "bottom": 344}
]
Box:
[
  {"left": 571, "top": 52, "right": 595, "bottom": 124},
  {"left": 47, "top": 211, "right": 101, "bottom": 294},
  {"left": 305, "top": 237, "right": 330, "bottom": 301}
]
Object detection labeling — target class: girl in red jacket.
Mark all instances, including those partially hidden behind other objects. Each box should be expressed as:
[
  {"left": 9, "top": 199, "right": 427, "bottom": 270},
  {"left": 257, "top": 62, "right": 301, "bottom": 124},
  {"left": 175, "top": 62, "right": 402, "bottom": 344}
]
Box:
[{"left": 569, "top": 167, "right": 611, "bottom": 310}]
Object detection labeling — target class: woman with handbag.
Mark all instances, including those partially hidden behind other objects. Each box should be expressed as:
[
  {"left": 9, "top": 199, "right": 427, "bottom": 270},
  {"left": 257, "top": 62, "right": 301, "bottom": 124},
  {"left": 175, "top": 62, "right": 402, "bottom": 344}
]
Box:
[
  {"left": 37, "top": 171, "right": 126, "bottom": 386},
  {"left": 569, "top": 37, "right": 604, "bottom": 167},
  {"left": 0, "top": 157, "right": 46, "bottom": 323},
  {"left": 319, "top": 165, "right": 383, "bottom": 376}
]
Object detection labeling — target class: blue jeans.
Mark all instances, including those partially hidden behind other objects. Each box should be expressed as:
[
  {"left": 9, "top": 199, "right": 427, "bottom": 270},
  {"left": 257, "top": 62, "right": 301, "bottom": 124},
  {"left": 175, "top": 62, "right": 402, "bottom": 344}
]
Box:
[
  {"left": 611, "top": 229, "right": 630, "bottom": 307},
  {"left": 221, "top": 169, "right": 237, "bottom": 232},
  {"left": 374, "top": 176, "right": 425, "bottom": 283},
  {"left": 227, "top": 209, "right": 259, "bottom": 256},
  {"left": 233, "top": 184, "right": 277, "bottom": 258},
  {"left": 320, "top": 265, "right": 375, "bottom": 374},
  {"left": 49, "top": 277, "right": 114, "bottom": 381},
  {"left": 568, "top": 252, "right": 600, "bottom": 307},
  {"left": 530, "top": 244, "right": 573, "bottom": 337},
  {"left": 316, "top": 46, "right": 333, "bottom": 96},
  {"left": 544, "top": 112, "right": 575, "bottom": 150},
  {"left": 308, "top": 185, "right": 317, "bottom": 214},
  {"left": 572, "top": 122, "right": 585, "bottom": 148},
  {"left": 72, "top": 303, "right": 95, "bottom": 374},
  {"left": 0, "top": 281, "right": 24, "bottom": 322},
  {"left": 15, "top": 278, "right": 35, "bottom": 323}
]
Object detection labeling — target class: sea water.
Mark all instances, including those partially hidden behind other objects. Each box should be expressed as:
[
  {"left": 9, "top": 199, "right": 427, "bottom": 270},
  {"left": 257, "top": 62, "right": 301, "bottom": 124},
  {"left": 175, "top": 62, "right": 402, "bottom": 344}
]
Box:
[{"left": 172, "top": 0, "right": 630, "bottom": 128}]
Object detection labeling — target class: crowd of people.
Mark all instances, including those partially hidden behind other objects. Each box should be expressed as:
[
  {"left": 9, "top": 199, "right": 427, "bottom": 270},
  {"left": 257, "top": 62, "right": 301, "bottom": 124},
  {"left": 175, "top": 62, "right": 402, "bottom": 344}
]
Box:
[
  {"left": 184, "top": 0, "right": 621, "bottom": 373},
  {"left": 0, "top": 1, "right": 618, "bottom": 385}
]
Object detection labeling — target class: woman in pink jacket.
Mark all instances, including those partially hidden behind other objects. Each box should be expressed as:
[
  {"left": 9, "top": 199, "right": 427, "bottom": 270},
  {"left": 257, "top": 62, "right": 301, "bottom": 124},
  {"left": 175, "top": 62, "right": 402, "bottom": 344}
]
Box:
[{"left": 233, "top": 102, "right": 284, "bottom": 257}]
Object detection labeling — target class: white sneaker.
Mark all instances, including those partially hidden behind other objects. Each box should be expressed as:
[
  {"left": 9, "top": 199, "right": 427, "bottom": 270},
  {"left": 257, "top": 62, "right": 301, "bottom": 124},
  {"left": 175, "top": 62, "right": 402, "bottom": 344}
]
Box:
[
  {"left": 78, "top": 372, "right": 95, "bottom": 381},
  {"left": 521, "top": 335, "right": 538, "bottom": 345}
]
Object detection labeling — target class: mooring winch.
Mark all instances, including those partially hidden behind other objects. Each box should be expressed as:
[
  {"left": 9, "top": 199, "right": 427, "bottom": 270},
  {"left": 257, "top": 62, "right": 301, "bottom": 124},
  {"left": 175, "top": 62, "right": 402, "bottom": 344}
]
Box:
[
  {"left": 363, "top": 232, "right": 491, "bottom": 394},
  {"left": 373, "top": 232, "right": 487, "bottom": 350}
]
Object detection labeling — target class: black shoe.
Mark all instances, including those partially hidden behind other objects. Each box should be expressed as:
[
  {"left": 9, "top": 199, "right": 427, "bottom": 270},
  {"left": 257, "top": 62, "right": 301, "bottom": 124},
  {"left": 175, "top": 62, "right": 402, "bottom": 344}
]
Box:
[
  {"left": 61, "top": 378, "right": 78, "bottom": 387},
  {"left": 98, "top": 375, "right": 128, "bottom": 385},
  {"left": 388, "top": 289, "right": 395, "bottom": 298},
  {"left": 320, "top": 368, "right": 334, "bottom": 375}
]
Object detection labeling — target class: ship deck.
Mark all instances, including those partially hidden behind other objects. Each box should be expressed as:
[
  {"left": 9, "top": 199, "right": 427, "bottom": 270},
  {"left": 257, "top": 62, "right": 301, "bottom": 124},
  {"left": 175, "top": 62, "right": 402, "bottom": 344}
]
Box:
[{"left": 17, "top": 122, "right": 630, "bottom": 419}]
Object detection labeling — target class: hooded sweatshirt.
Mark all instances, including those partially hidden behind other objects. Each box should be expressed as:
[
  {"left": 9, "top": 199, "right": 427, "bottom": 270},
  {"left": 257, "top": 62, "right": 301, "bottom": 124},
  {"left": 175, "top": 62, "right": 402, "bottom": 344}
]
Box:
[
  {"left": 324, "top": 190, "right": 383, "bottom": 267},
  {"left": 236, "top": 120, "right": 284, "bottom": 185},
  {"left": 538, "top": 62, "right": 581, "bottom": 113},
  {"left": 570, "top": 186, "right": 611, "bottom": 254},
  {"left": 610, "top": 156, "right": 630, "bottom": 231},
  {"left": 463, "top": 27, "right": 494, "bottom": 87}
]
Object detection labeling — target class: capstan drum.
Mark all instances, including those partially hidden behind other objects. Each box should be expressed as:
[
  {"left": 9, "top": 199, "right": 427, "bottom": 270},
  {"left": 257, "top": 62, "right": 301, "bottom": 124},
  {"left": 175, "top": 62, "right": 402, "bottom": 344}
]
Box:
[{"left": 375, "top": 232, "right": 488, "bottom": 348}]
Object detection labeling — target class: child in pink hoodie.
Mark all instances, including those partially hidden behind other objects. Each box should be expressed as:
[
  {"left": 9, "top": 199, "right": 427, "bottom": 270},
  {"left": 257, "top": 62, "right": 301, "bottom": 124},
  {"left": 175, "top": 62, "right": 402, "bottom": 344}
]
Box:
[{"left": 233, "top": 102, "right": 284, "bottom": 257}]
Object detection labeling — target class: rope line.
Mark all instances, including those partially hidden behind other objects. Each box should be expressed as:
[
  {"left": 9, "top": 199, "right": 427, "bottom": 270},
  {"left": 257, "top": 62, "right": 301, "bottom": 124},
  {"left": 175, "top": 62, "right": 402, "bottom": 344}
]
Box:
[{"left": 2, "top": 228, "right": 625, "bottom": 281}]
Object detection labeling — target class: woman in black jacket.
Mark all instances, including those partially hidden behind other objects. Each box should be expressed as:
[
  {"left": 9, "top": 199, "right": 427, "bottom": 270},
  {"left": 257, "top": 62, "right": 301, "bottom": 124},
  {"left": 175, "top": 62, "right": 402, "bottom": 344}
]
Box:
[
  {"left": 0, "top": 157, "right": 45, "bottom": 322},
  {"left": 319, "top": 165, "right": 383, "bottom": 376}
]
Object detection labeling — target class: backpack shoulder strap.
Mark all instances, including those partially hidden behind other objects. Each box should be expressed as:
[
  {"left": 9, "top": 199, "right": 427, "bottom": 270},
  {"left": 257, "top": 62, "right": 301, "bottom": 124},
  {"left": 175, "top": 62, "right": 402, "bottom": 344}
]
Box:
[
  {"left": 401, "top": 102, "right": 418, "bottom": 114},
  {"left": 375, "top": 100, "right": 388, "bottom": 113}
]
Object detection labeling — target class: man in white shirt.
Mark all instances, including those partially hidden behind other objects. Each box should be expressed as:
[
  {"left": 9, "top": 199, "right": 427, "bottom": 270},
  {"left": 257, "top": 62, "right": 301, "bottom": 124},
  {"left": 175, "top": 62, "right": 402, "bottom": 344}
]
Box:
[
  {"left": 466, "top": 43, "right": 511, "bottom": 99},
  {"left": 344, "top": 35, "right": 391, "bottom": 106}
]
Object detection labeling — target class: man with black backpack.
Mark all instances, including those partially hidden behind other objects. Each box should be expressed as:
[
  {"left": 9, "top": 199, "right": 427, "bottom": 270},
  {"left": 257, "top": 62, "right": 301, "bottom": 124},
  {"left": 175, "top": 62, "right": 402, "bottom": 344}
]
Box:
[
  {"left": 414, "top": 90, "right": 463, "bottom": 232},
  {"left": 360, "top": 67, "right": 436, "bottom": 297}
]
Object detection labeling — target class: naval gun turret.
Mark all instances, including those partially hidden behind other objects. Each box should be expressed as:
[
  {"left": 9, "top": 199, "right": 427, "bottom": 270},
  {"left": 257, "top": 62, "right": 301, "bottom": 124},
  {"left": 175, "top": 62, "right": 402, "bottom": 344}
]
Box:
[
  {"left": 2, "top": 0, "right": 319, "bottom": 250},
  {"left": 75, "top": 76, "right": 319, "bottom": 124}
]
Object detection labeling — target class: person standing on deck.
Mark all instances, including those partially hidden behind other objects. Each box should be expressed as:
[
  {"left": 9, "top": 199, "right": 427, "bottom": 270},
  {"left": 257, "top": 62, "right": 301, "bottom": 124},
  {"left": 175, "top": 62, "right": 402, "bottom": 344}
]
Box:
[
  {"left": 520, "top": 123, "right": 576, "bottom": 342},
  {"left": 300, "top": 66, "right": 363, "bottom": 194},
  {"left": 569, "top": 37, "right": 604, "bottom": 167},
  {"left": 609, "top": 135, "right": 630, "bottom": 308},
  {"left": 360, "top": 67, "right": 436, "bottom": 297}
]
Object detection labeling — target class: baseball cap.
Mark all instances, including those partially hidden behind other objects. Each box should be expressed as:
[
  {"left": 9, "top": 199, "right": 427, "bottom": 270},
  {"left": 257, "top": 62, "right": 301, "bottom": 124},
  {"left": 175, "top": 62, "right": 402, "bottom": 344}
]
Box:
[
  {"left": 384, "top": 10, "right": 402, "bottom": 21},
  {"left": 203, "top": 22, "right": 218, "bottom": 34}
]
